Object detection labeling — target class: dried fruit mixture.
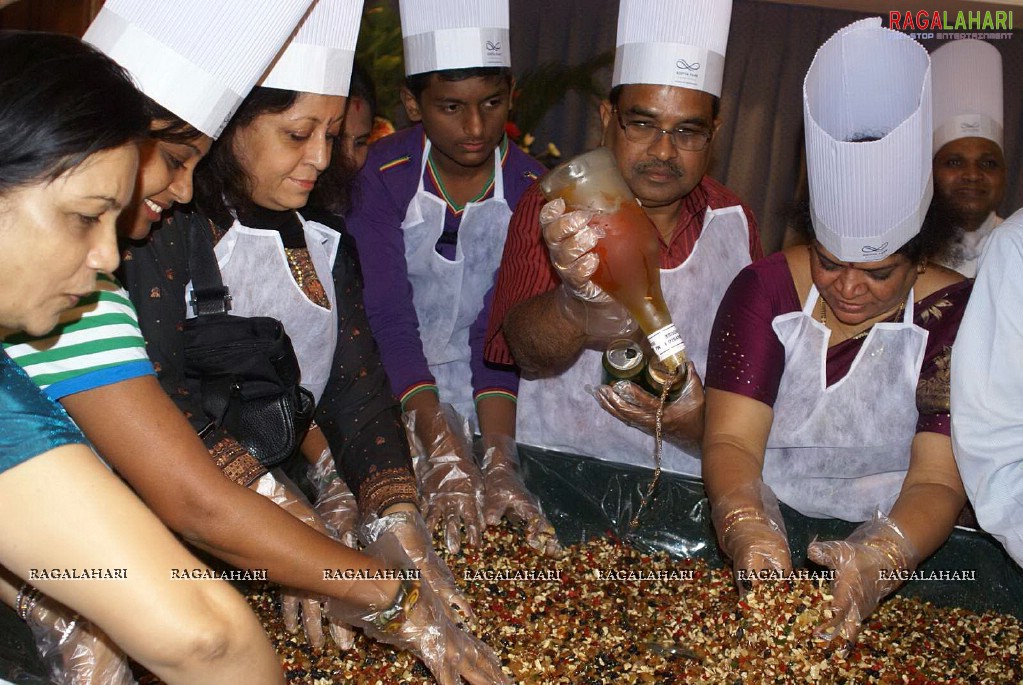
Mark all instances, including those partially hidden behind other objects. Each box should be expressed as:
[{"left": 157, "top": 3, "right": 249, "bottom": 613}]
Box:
[{"left": 239, "top": 524, "right": 1019, "bottom": 684}]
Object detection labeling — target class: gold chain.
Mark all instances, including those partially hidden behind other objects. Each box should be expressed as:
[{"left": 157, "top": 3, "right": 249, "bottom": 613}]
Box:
[{"left": 818, "top": 296, "right": 906, "bottom": 342}]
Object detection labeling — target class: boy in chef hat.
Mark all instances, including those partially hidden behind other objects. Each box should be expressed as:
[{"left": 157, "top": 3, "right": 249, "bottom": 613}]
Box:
[
  {"left": 484, "top": 0, "right": 761, "bottom": 480},
  {"left": 931, "top": 39, "right": 1007, "bottom": 277},
  {"left": 346, "top": 0, "right": 559, "bottom": 558}
]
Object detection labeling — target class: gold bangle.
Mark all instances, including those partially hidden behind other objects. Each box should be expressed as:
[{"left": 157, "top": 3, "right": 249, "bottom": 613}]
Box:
[
  {"left": 719, "top": 507, "right": 769, "bottom": 539},
  {"left": 372, "top": 578, "right": 421, "bottom": 633},
  {"left": 864, "top": 538, "right": 907, "bottom": 572}
]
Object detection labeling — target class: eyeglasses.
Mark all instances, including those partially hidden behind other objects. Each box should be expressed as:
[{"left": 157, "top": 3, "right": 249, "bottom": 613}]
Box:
[{"left": 614, "top": 110, "right": 712, "bottom": 152}]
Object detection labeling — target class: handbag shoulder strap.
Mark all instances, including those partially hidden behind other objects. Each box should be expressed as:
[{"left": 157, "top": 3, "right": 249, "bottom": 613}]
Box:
[{"left": 185, "top": 212, "right": 232, "bottom": 317}]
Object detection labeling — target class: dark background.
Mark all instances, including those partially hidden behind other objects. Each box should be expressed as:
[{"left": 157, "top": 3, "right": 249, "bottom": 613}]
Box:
[{"left": 3, "top": 0, "right": 1020, "bottom": 252}]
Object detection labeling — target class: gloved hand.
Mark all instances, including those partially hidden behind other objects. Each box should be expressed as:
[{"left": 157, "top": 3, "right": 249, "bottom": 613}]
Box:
[
  {"left": 807, "top": 510, "right": 918, "bottom": 646},
  {"left": 592, "top": 361, "right": 705, "bottom": 444},
  {"left": 480, "top": 435, "right": 562, "bottom": 557},
  {"left": 327, "top": 532, "right": 510, "bottom": 685},
  {"left": 20, "top": 587, "right": 135, "bottom": 685},
  {"left": 710, "top": 480, "right": 792, "bottom": 593},
  {"left": 541, "top": 197, "right": 636, "bottom": 340},
  {"left": 306, "top": 450, "right": 360, "bottom": 649},
  {"left": 308, "top": 449, "right": 359, "bottom": 548},
  {"left": 360, "top": 509, "right": 476, "bottom": 626},
  {"left": 254, "top": 469, "right": 351, "bottom": 650},
  {"left": 403, "top": 405, "right": 485, "bottom": 554}
]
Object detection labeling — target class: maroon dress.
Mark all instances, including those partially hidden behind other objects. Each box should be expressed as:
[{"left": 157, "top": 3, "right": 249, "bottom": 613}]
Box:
[{"left": 705, "top": 252, "right": 972, "bottom": 436}]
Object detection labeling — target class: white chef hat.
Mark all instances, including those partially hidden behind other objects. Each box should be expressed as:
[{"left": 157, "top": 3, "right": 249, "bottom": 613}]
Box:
[
  {"left": 261, "top": 0, "right": 364, "bottom": 96},
  {"left": 83, "top": 0, "right": 313, "bottom": 139},
  {"left": 612, "top": 0, "right": 733, "bottom": 97},
  {"left": 399, "top": 0, "right": 510, "bottom": 76},
  {"left": 803, "top": 18, "right": 933, "bottom": 263},
  {"left": 931, "top": 39, "right": 1003, "bottom": 152}
]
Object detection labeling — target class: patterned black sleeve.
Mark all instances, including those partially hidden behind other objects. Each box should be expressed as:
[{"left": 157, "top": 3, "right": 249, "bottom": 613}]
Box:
[{"left": 308, "top": 211, "right": 418, "bottom": 515}]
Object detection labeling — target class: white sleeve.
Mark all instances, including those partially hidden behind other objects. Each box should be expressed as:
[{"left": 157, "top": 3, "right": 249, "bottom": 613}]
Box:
[{"left": 951, "top": 213, "right": 1023, "bottom": 569}]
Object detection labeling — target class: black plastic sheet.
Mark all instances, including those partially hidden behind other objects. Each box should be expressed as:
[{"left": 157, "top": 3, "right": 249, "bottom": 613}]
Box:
[
  {"left": 3, "top": 444, "right": 1021, "bottom": 683},
  {"left": 517, "top": 443, "right": 1023, "bottom": 619}
]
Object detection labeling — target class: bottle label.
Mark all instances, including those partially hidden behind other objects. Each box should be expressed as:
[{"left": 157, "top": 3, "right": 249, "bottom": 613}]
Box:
[{"left": 647, "top": 324, "right": 686, "bottom": 363}]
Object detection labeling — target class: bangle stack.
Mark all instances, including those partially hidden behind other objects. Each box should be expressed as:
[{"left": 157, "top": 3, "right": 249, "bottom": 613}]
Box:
[
  {"left": 15, "top": 584, "right": 42, "bottom": 621},
  {"left": 371, "top": 578, "right": 421, "bottom": 634},
  {"left": 864, "top": 537, "right": 908, "bottom": 573},
  {"left": 719, "top": 506, "right": 769, "bottom": 540}
]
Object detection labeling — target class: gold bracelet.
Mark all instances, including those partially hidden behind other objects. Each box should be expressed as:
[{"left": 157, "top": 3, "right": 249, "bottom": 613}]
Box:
[
  {"left": 864, "top": 537, "right": 907, "bottom": 572},
  {"left": 719, "top": 507, "right": 769, "bottom": 539},
  {"left": 372, "top": 578, "right": 421, "bottom": 634}
]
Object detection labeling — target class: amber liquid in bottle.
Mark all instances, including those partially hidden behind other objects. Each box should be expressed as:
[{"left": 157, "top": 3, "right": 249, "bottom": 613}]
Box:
[{"left": 588, "top": 202, "right": 688, "bottom": 377}]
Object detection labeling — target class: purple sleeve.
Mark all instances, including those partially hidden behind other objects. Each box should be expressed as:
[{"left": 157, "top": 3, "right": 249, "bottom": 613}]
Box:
[
  {"left": 705, "top": 253, "right": 798, "bottom": 406},
  {"left": 346, "top": 142, "right": 435, "bottom": 402}
]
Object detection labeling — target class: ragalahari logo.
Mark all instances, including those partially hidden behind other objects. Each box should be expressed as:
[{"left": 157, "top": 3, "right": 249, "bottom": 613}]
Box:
[{"left": 888, "top": 10, "right": 1013, "bottom": 31}]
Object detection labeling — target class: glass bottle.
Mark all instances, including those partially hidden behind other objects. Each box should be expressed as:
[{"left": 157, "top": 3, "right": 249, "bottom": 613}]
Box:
[{"left": 540, "top": 148, "right": 688, "bottom": 374}]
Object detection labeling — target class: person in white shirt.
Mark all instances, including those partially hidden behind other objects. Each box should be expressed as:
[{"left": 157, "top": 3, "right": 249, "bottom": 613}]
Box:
[{"left": 951, "top": 208, "right": 1023, "bottom": 569}]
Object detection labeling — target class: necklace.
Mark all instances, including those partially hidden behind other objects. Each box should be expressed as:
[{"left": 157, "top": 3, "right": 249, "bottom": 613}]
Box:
[{"left": 818, "top": 296, "right": 906, "bottom": 342}]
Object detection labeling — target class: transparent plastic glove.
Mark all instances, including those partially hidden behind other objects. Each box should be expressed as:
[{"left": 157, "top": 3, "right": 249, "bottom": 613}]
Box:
[
  {"left": 541, "top": 198, "right": 637, "bottom": 339},
  {"left": 554, "top": 285, "right": 638, "bottom": 340},
  {"left": 305, "top": 449, "right": 359, "bottom": 649},
  {"left": 541, "top": 198, "right": 606, "bottom": 301},
  {"left": 22, "top": 591, "right": 135, "bottom": 685},
  {"left": 254, "top": 469, "right": 348, "bottom": 649},
  {"left": 481, "top": 435, "right": 563, "bottom": 557},
  {"left": 327, "top": 533, "right": 510, "bottom": 685},
  {"left": 403, "top": 405, "right": 485, "bottom": 554},
  {"left": 807, "top": 510, "right": 918, "bottom": 646},
  {"left": 308, "top": 448, "right": 360, "bottom": 548},
  {"left": 592, "top": 362, "right": 704, "bottom": 443},
  {"left": 360, "top": 509, "right": 476, "bottom": 626},
  {"left": 710, "top": 480, "right": 792, "bottom": 593}
]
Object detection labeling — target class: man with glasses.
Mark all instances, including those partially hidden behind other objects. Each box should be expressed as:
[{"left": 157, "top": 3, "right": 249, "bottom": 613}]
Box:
[{"left": 483, "top": 0, "right": 761, "bottom": 474}]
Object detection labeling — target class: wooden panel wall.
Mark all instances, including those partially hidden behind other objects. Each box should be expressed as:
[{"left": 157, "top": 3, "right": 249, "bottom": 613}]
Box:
[{"left": 0, "top": 0, "right": 103, "bottom": 36}]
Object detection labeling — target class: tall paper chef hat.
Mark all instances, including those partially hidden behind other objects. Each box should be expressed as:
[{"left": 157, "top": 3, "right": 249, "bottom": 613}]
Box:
[
  {"left": 612, "top": 0, "right": 733, "bottom": 97},
  {"left": 931, "top": 39, "right": 1003, "bottom": 152},
  {"left": 262, "top": 0, "right": 364, "bottom": 96},
  {"left": 399, "top": 0, "right": 510, "bottom": 76},
  {"left": 84, "top": 0, "right": 313, "bottom": 139},
  {"left": 803, "top": 18, "right": 932, "bottom": 263}
]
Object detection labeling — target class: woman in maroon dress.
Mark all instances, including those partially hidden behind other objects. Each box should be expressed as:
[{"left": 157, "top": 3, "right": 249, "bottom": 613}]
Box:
[{"left": 702, "top": 20, "right": 970, "bottom": 648}]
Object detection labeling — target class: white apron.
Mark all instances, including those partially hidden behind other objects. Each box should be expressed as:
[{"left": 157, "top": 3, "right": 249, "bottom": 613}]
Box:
[
  {"left": 402, "top": 140, "right": 512, "bottom": 426},
  {"left": 185, "top": 216, "right": 340, "bottom": 404},
  {"left": 516, "top": 205, "right": 751, "bottom": 476},
  {"left": 762, "top": 285, "right": 927, "bottom": 521}
]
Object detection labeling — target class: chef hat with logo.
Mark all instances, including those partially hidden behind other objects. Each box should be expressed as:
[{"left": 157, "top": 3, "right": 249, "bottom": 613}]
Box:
[
  {"left": 262, "top": 0, "right": 365, "bottom": 96},
  {"left": 84, "top": 0, "right": 313, "bottom": 139},
  {"left": 803, "top": 18, "right": 932, "bottom": 263},
  {"left": 612, "top": 0, "right": 733, "bottom": 97},
  {"left": 931, "top": 39, "right": 1003, "bottom": 152},
  {"left": 399, "top": 0, "right": 510, "bottom": 76}
]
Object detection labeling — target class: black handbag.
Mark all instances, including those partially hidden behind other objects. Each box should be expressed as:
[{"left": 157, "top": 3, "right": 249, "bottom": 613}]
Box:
[{"left": 181, "top": 213, "right": 315, "bottom": 469}]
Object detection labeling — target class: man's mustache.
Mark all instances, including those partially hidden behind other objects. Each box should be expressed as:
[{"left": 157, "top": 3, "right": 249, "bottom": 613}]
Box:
[{"left": 635, "top": 160, "right": 683, "bottom": 177}]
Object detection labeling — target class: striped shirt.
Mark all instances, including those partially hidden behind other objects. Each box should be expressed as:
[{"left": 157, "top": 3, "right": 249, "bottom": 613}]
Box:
[{"left": 2, "top": 274, "right": 154, "bottom": 400}]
